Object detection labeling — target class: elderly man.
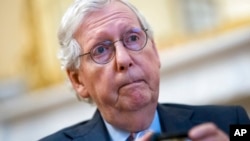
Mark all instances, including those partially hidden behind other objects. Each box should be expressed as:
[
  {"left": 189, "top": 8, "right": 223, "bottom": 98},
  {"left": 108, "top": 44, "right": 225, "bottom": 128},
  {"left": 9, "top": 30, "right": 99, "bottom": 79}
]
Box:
[{"left": 41, "top": 0, "right": 250, "bottom": 141}]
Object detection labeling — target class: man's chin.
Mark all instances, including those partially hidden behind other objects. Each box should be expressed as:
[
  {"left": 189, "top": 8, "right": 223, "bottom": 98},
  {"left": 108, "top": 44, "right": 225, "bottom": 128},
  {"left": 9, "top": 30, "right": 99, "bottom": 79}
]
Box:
[
  {"left": 119, "top": 98, "right": 155, "bottom": 112},
  {"left": 115, "top": 90, "right": 158, "bottom": 111}
]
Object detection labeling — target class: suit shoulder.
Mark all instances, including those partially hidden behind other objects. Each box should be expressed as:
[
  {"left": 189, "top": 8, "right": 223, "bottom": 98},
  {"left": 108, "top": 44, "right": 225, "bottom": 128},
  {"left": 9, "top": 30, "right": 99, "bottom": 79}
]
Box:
[
  {"left": 162, "top": 103, "right": 244, "bottom": 112},
  {"left": 39, "top": 120, "right": 90, "bottom": 141},
  {"left": 161, "top": 103, "right": 250, "bottom": 123}
]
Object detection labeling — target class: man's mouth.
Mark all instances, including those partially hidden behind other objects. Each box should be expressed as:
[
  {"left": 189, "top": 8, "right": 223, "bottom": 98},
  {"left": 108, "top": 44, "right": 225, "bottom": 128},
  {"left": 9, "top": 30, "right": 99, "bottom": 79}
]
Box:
[
  {"left": 123, "top": 79, "right": 144, "bottom": 86},
  {"left": 118, "top": 80, "right": 145, "bottom": 92}
]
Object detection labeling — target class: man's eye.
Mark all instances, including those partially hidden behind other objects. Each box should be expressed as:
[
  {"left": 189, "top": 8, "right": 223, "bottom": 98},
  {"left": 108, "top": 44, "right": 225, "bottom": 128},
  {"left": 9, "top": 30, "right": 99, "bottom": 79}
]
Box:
[
  {"left": 97, "top": 47, "right": 105, "bottom": 53},
  {"left": 92, "top": 46, "right": 107, "bottom": 56},
  {"left": 127, "top": 34, "right": 140, "bottom": 43},
  {"left": 132, "top": 35, "right": 139, "bottom": 41}
]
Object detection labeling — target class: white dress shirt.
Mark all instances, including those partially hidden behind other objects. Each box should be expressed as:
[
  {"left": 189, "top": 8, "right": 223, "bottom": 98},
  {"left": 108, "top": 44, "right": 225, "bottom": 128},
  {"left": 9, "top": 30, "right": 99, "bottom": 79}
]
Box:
[{"left": 104, "top": 110, "right": 161, "bottom": 141}]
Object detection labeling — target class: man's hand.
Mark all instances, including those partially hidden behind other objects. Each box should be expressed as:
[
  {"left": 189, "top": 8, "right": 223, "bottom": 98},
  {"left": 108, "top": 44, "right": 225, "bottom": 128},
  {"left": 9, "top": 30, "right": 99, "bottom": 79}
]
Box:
[
  {"left": 136, "top": 122, "right": 229, "bottom": 141},
  {"left": 188, "top": 122, "right": 229, "bottom": 141}
]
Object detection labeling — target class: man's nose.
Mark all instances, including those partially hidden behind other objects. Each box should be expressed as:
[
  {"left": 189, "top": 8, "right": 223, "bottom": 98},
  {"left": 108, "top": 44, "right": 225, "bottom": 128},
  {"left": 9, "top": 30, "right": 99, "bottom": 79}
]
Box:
[{"left": 114, "top": 41, "right": 133, "bottom": 71}]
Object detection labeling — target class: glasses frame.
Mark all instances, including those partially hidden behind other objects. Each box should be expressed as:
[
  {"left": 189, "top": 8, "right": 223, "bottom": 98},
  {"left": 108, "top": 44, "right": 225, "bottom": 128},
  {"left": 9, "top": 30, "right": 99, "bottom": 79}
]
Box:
[{"left": 78, "top": 28, "right": 148, "bottom": 64}]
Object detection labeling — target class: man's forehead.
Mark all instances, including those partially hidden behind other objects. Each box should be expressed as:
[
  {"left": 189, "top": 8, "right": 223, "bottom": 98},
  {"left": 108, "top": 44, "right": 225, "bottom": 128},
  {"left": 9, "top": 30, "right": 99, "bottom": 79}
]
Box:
[
  {"left": 85, "top": 0, "right": 135, "bottom": 19},
  {"left": 75, "top": 1, "right": 139, "bottom": 38}
]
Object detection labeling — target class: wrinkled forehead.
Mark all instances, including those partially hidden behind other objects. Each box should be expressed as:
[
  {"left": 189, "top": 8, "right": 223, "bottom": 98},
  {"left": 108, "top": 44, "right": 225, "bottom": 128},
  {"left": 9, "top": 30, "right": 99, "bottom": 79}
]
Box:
[
  {"left": 83, "top": 0, "right": 139, "bottom": 24},
  {"left": 74, "top": 0, "right": 141, "bottom": 38}
]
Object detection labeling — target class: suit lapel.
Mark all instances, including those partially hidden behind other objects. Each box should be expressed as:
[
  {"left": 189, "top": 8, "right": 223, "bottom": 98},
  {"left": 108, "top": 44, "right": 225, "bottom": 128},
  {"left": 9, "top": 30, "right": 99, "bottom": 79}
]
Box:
[
  {"left": 63, "top": 104, "right": 195, "bottom": 140},
  {"left": 64, "top": 110, "right": 110, "bottom": 141},
  {"left": 157, "top": 104, "right": 194, "bottom": 136}
]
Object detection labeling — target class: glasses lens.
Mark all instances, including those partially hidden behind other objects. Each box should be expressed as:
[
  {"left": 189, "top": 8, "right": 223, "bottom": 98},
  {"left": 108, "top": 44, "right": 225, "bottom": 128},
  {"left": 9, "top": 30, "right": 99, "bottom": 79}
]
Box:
[
  {"left": 90, "top": 41, "right": 115, "bottom": 64},
  {"left": 123, "top": 28, "right": 147, "bottom": 51},
  {"left": 88, "top": 28, "right": 147, "bottom": 64}
]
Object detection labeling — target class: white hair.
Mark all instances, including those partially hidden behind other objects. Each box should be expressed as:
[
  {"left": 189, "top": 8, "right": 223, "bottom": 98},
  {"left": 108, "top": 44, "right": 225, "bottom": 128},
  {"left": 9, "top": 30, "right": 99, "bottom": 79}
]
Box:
[{"left": 58, "top": 0, "right": 153, "bottom": 70}]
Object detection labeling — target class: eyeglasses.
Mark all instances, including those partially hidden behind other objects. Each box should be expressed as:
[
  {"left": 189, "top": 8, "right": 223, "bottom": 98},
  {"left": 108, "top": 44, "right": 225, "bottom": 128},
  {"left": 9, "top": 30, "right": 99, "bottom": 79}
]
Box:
[{"left": 79, "top": 28, "right": 148, "bottom": 64}]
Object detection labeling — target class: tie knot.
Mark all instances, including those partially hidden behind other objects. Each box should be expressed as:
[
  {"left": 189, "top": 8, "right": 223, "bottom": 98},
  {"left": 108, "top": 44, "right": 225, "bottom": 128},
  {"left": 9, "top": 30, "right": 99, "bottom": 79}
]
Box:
[{"left": 126, "top": 133, "right": 135, "bottom": 141}]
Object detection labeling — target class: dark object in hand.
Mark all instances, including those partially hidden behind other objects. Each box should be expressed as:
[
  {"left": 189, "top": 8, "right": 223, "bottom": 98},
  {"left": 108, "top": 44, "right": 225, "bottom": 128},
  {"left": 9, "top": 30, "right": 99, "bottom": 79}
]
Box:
[{"left": 151, "top": 132, "right": 190, "bottom": 141}]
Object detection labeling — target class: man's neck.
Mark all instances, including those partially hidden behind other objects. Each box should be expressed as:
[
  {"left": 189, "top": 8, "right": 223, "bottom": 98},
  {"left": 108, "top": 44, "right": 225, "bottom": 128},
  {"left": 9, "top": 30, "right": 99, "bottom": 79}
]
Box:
[{"left": 104, "top": 110, "right": 162, "bottom": 141}]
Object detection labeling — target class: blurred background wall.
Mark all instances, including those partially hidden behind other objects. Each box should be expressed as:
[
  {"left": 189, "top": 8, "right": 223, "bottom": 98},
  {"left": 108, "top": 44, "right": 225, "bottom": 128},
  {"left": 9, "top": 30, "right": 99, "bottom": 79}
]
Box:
[{"left": 0, "top": 0, "right": 250, "bottom": 141}]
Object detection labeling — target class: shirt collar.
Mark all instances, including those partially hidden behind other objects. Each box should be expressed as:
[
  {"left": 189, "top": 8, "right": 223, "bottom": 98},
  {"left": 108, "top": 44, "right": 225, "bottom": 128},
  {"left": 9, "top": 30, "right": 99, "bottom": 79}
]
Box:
[{"left": 104, "top": 110, "right": 161, "bottom": 141}]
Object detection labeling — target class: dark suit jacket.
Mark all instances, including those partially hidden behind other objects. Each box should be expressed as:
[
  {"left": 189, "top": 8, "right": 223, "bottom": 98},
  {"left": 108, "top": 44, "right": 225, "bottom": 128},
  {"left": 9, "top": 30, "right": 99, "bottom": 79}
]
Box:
[{"left": 40, "top": 103, "right": 250, "bottom": 141}]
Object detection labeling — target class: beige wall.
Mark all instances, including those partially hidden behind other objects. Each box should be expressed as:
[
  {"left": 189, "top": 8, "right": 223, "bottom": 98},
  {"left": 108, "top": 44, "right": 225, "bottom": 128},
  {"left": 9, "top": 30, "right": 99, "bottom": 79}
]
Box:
[
  {"left": 0, "top": 0, "right": 23, "bottom": 78},
  {"left": 129, "top": 0, "right": 173, "bottom": 45},
  {"left": 221, "top": 0, "right": 250, "bottom": 20},
  {"left": 131, "top": 0, "right": 250, "bottom": 48},
  {"left": 0, "top": 0, "right": 72, "bottom": 90}
]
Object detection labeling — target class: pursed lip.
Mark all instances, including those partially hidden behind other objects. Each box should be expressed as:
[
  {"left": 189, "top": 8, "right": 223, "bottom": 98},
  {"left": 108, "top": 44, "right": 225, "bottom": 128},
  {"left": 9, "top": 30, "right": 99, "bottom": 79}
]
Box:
[{"left": 118, "top": 79, "right": 145, "bottom": 91}]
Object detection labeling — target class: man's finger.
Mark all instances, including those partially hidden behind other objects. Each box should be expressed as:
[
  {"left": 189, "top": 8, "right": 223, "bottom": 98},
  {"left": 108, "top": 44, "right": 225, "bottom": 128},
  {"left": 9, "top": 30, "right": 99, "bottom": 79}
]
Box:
[
  {"left": 189, "top": 122, "right": 217, "bottom": 139},
  {"left": 188, "top": 122, "right": 229, "bottom": 141}
]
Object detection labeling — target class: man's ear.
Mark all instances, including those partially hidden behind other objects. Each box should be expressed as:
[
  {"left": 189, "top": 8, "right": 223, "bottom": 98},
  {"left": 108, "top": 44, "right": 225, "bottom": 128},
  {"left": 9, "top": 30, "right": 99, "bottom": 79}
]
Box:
[{"left": 66, "top": 69, "right": 90, "bottom": 98}]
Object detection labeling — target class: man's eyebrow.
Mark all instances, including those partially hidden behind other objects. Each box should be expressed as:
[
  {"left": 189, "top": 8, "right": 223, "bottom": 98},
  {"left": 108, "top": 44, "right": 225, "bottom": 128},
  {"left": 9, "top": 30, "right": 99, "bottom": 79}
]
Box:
[
  {"left": 89, "top": 36, "right": 109, "bottom": 43},
  {"left": 124, "top": 26, "right": 142, "bottom": 32},
  {"left": 90, "top": 26, "right": 140, "bottom": 42},
  {"left": 131, "top": 27, "right": 141, "bottom": 32}
]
